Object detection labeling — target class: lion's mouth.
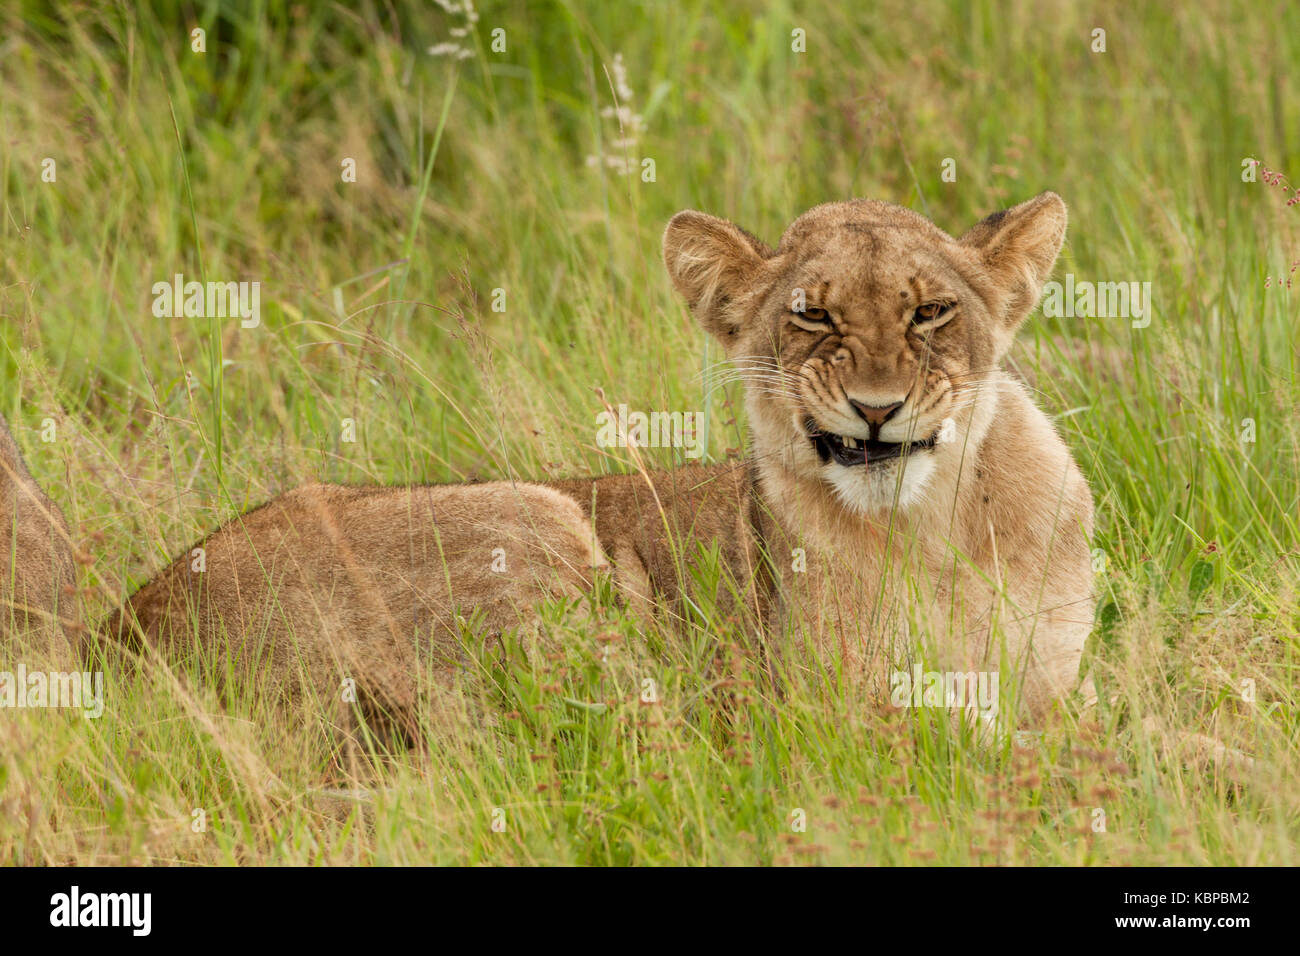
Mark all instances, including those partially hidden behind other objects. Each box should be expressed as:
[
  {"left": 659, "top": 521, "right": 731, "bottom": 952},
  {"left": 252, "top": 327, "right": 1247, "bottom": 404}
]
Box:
[{"left": 806, "top": 420, "right": 937, "bottom": 467}]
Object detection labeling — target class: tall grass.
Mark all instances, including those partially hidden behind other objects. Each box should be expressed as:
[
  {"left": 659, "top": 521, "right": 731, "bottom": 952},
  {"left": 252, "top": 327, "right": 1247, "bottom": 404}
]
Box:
[{"left": 1, "top": 0, "right": 1297, "bottom": 864}]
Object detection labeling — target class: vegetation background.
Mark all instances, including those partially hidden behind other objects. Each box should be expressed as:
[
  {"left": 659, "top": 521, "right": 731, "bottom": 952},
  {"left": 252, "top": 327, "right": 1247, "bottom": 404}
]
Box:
[{"left": 1, "top": 0, "right": 1298, "bottom": 864}]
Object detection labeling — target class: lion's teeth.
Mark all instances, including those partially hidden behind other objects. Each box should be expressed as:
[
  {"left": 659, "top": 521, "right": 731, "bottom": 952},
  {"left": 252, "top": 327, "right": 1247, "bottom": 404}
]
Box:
[{"left": 843, "top": 436, "right": 858, "bottom": 449}]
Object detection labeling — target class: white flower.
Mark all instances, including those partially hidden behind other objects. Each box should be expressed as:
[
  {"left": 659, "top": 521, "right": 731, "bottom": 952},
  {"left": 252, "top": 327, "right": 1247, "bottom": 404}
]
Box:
[
  {"left": 428, "top": 0, "right": 478, "bottom": 59},
  {"left": 585, "top": 53, "right": 646, "bottom": 177}
]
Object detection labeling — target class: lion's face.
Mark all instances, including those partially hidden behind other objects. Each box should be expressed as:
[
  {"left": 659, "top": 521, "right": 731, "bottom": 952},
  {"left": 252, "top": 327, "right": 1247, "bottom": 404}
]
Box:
[{"left": 664, "top": 194, "right": 1067, "bottom": 514}]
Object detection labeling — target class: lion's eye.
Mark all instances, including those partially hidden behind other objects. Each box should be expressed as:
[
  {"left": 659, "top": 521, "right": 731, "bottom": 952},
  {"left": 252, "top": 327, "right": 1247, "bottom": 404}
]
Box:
[
  {"left": 912, "top": 302, "right": 952, "bottom": 324},
  {"left": 790, "top": 306, "right": 831, "bottom": 329}
]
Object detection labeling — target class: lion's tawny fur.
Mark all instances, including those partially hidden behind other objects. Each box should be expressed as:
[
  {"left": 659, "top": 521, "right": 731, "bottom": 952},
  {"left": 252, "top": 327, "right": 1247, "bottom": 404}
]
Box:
[
  {"left": 0, "top": 414, "right": 77, "bottom": 655},
  {"left": 105, "top": 481, "right": 606, "bottom": 740}
]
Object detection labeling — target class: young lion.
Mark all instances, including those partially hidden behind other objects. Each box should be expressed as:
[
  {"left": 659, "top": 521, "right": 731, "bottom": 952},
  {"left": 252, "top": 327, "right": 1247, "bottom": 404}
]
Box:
[
  {"left": 106, "top": 192, "right": 1093, "bottom": 736},
  {"left": 649, "top": 191, "right": 1094, "bottom": 717}
]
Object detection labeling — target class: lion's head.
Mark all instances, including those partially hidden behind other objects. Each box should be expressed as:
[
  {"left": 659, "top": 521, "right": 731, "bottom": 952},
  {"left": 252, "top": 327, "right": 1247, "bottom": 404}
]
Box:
[{"left": 664, "top": 193, "right": 1067, "bottom": 513}]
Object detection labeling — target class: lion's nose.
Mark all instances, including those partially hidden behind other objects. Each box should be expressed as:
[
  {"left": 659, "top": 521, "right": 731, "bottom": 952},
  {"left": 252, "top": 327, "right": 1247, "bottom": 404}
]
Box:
[{"left": 849, "top": 400, "right": 903, "bottom": 428}]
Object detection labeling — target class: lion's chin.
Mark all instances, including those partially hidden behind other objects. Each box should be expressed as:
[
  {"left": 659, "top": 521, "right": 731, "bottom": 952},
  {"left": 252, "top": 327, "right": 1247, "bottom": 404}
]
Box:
[{"left": 821, "top": 453, "right": 938, "bottom": 515}]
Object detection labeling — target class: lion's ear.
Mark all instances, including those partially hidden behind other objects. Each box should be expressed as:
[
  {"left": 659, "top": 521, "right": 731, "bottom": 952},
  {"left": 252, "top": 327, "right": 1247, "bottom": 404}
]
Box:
[
  {"left": 960, "top": 191, "right": 1067, "bottom": 331},
  {"left": 663, "top": 211, "right": 771, "bottom": 340}
]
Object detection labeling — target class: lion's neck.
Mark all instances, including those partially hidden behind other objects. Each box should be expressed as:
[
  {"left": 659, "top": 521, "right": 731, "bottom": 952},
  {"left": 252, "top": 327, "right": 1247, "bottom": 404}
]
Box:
[{"left": 753, "top": 462, "right": 910, "bottom": 560}]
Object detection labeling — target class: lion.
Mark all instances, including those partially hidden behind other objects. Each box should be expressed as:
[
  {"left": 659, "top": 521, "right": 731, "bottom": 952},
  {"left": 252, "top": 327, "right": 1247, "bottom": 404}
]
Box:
[
  {"left": 650, "top": 191, "right": 1095, "bottom": 718},
  {"left": 103, "top": 192, "right": 1094, "bottom": 742}
]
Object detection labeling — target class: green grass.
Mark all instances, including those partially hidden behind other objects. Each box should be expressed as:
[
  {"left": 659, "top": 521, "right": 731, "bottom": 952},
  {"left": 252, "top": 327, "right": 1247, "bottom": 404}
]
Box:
[{"left": 2, "top": 0, "right": 1299, "bottom": 864}]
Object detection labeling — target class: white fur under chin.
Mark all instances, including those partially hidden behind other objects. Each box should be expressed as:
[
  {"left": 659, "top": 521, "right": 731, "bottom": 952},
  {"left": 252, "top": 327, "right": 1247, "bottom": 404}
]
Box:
[{"left": 823, "top": 453, "right": 938, "bottom": 515}]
